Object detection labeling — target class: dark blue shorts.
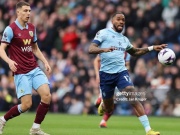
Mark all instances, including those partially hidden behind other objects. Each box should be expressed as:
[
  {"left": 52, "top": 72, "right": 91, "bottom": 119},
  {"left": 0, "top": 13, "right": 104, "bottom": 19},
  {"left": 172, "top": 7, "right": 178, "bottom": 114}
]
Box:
[{"left": 100, "top": 70, "right": 133, "bottom": 99}]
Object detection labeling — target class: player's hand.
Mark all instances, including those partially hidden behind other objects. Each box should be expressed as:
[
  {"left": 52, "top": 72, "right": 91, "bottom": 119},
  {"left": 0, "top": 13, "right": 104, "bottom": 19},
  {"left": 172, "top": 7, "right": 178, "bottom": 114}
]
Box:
[
  {"left": 103, "top": 47, "right": 116, "bottom": 52},
  {"left": 153, "top": 44, "right": 167, "bottom": 51},
  {"left": 8, "top": 59, "right": 18, "bottom": 72},
  {"left": 44, "top": 63, "right": 52, "bottom": 74}
]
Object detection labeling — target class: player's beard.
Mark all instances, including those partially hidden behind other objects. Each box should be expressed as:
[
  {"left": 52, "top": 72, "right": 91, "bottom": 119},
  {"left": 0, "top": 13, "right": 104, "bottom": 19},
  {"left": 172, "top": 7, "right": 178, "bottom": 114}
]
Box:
[{"left": 113, "top": 24, "right": 123, "bottom": 33}]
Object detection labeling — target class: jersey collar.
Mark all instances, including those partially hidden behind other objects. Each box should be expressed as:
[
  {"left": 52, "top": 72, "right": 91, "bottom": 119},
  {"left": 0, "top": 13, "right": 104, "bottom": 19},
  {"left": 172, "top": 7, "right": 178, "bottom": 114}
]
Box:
[{"left": 15, "top": 19, "right": 28, "bottom": 30}]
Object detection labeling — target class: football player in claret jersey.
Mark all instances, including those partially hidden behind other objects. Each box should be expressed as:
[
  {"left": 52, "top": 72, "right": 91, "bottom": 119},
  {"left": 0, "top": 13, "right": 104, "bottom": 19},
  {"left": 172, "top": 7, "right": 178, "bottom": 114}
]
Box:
[
  {"left": 0, "top": 1, "right": 51, "bottom": 135},
  {"left": 89, "top": 12, "right": 167, "bottom": 135}
]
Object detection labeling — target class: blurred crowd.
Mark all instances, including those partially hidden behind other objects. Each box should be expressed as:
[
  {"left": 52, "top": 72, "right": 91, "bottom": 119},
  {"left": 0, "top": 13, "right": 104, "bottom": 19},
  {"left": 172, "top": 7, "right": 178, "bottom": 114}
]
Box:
[{"left": 0, "top": 0, "right": 180, "bottom": 116}]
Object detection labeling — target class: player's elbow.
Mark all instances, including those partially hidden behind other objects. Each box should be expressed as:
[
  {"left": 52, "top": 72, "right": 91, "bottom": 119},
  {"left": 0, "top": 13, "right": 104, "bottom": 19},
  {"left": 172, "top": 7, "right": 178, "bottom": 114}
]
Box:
[
  {"left": 88, "top": 46, "right": 94, "bottom": 54},
  {"left": 89, "top": 44, "right": 99, "bottom": 54}
]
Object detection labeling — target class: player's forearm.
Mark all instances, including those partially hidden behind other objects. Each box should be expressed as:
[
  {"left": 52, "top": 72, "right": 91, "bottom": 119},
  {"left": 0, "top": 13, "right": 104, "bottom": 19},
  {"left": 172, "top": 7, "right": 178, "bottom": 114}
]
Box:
[
  {"left": 94, "top": 61, "right": 100, "bottom": 73},
  {"left": 32, "top": 43, "right": 49, "bottom": 64},
  {"left": 33, "top": 48, "right": 48, "bottom": 64},
  {"left": 88, "top": 44, "right": 104, "bottom": 54},
  {"left": 94, "top": 57, "right": 101, "bottom": 78},
  {"left": 94, "top": 67, "right": 99, "bottom": 78},
  {"left": 94, "top": 64, "right": 99, "bottom": 73},
  {"left": 128, "top": 47, "right": 150, "bottom": 56},
  {"left": 0, "top": 47, "right": 11, "bottom": 64}
]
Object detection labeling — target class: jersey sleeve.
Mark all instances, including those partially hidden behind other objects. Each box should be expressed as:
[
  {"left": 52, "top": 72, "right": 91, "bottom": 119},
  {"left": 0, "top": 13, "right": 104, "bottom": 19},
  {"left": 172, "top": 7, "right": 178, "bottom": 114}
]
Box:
[
  {"left": 33, "top": 27, "right": 37, "bottom": 43},
  {"left": 92, "top": 30, "right": 106, "bottom": 46},
  {"left": 1, "top": 26, "right": 13, "bottom": 44},
  {"left": 125, "top": 37, "right": 133, "bottom": 50}
]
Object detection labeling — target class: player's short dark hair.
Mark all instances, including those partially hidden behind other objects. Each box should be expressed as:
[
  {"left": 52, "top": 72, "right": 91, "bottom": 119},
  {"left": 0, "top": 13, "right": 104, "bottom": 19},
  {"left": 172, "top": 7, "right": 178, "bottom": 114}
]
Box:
[
  {"left": 111, "top": 12, "right": 124, "bottom": 18},
  {"left": 16, "top": 1, "right": 30, "bottom": 9}
]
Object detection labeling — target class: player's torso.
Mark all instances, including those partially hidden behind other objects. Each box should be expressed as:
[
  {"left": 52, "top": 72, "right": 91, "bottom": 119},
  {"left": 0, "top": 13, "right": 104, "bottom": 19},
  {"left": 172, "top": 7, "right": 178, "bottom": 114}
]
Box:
[
  {"left": 10, "top": 23, "right": 34, "bottom": 53},
  {"left": 99, "top": 29, "right": 128, "bottom": 73},
  {"left": 100, "top": 30, "right": 129, "bottom": 58},
  {"left": 8, "top": 22, "right": 37, "bottom": 74}
]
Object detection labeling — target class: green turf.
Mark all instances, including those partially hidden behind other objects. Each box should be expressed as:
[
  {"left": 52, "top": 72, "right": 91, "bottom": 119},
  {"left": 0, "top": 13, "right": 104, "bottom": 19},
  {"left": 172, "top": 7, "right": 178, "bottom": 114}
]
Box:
[{"left": 0, "top": 113, "right": 179, "bottom": 135}]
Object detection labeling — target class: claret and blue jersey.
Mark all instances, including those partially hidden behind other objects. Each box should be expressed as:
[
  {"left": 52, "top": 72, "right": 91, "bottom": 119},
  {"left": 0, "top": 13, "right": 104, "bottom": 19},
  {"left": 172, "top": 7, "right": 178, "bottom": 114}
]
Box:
[
  {"left": 1, "top": 19, "right": 38, "bottom": 74},
  {"left": 1, "top": 19, "right": 49, "bottom": 99},
  {"left": 92, "top": 28, "right": 133, "bottom": 74}
]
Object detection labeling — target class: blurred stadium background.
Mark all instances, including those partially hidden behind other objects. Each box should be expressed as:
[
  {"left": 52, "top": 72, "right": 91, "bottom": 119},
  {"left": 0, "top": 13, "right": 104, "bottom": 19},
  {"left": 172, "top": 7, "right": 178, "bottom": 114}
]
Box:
[{"left": 0, "top": 0, "right": 180, "bottom": 117}]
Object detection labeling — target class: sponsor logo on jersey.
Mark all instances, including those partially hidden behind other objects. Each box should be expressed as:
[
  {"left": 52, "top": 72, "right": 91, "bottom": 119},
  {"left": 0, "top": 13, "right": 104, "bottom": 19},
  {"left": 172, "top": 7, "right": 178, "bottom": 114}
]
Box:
[
  {"left": 111, "top": 46, "right": 125, "bottom": 51},
  {"left": 21, "top": 46, "right": 32, "bottom": 52},
  {"left": 23, "top": 39, "right": 31, "bottom": 45}
]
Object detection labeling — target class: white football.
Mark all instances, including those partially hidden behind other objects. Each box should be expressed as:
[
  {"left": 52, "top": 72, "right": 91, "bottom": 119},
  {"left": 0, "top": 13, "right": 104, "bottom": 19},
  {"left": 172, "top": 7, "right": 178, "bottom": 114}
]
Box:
[{"left": 158, "top": 48, "right": 176, "bottom": 65}]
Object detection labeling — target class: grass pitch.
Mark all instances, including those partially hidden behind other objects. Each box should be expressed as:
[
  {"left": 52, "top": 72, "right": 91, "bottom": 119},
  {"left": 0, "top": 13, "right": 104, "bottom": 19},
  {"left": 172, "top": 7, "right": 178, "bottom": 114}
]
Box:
[{"left": 0, "top": 113, "right": 179, "bottom": 135}]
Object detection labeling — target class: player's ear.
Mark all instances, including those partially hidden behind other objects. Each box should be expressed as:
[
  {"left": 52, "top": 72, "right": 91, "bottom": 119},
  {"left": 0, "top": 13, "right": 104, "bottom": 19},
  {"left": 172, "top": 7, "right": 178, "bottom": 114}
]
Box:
[
  {"left": 111, "top": 17, "right": 114, "bottom": 23},
  {"left": 16, "top": 8, "right": 20, "bottom": 15}
]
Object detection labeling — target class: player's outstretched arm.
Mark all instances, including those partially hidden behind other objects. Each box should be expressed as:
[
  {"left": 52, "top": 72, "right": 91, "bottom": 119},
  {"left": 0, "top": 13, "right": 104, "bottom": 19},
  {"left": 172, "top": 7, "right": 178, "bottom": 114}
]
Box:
[
  {"left": 32, "top": 43, "right": 52, "bottom": 73},
  {"left": 0, "top": 43, "right": 18, "bottom": 72},
  {"left": 89, "top": 43, "right": 116, "bottom": 54},
  {"left": 127, "top": 44, "right": 167, "bottom": 56}
]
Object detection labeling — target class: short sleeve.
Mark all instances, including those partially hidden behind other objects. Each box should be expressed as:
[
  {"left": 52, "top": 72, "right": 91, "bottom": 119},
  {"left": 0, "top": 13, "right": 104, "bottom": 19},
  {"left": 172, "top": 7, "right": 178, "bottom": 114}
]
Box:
[
  {"left": 125, "top": 37, "right": 133, "bottom": 50},
  {"left": 1, "top": 26, "right": 13, "bottom": 44},
  {"left": 92, "top": 30, "right": 106, "bottom": 46},
  {"left": 33, "top": 28, "right": 37, "bottom": 43}
]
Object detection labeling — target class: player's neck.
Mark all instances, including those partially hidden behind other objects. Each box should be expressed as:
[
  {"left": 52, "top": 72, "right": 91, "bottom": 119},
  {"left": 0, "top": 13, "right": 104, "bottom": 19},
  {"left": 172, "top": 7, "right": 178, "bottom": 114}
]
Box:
[
  {"left": 17, "top": 18, "right": 27, "bottom": 28},
  {"left": 112, "top": 27, "right": 121, "bottom": 34}
]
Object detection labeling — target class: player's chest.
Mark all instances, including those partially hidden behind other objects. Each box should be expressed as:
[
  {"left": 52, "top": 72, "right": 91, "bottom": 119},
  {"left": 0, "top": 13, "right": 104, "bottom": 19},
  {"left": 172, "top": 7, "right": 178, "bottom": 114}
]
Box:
[
  {"left": 13, "top": 29, "right": 34, "bottom": 46},
  {"left": 105, "top": 35, "right": 128, "bottom": 48}
]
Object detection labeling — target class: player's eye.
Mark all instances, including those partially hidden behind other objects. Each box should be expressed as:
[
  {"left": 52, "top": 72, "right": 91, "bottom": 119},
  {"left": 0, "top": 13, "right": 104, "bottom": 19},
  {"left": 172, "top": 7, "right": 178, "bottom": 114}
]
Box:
[
  {"left": 116, "top": 18, "right": 121, "bottom": 21},
  {"left": 24, "top": 9, "right": 31, "bottom": 12}
]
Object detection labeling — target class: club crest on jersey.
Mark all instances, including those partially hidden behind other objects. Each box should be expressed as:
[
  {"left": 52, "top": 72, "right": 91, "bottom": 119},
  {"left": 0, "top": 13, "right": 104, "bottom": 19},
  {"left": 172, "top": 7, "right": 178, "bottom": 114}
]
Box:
[{"left": 29, "top": 31, "right": 33, "bottom": 37}]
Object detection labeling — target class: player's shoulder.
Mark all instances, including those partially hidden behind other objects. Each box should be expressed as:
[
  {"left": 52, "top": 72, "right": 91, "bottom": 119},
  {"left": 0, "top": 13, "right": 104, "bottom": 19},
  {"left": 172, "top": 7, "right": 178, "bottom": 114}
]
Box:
[
  {"left": 27, "top": 23, "right": 35, "bottom": 28},
  {"left": 9, "top": 22, "right": 16, "bottom": 29},
  {"left": 3, "top": 24, "right": 13, "bottom": 34},
  {"left": 96, "top": 28, "right": 109, "bottom": 35}
]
